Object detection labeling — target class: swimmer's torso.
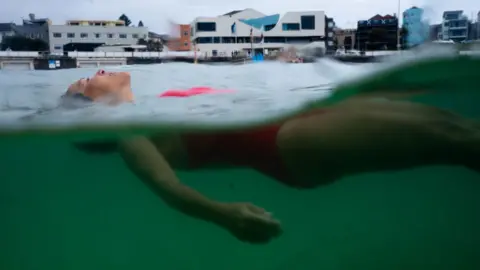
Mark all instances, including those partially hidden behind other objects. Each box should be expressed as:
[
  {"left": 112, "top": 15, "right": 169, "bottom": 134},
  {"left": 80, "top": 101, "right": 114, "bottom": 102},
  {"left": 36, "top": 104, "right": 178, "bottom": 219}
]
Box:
[
  {"left": 148, "top": 109, "right": 333, "bottom": 188},
  {"left": 148, "top": 124, "right": 301, "bottom": 186}
]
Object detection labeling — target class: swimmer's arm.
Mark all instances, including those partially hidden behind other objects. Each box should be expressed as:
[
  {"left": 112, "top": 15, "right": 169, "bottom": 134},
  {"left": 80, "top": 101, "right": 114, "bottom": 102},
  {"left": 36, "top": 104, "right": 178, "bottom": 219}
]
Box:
[{"left": 118, "top": 136, "right": 229, "bottom": 226}]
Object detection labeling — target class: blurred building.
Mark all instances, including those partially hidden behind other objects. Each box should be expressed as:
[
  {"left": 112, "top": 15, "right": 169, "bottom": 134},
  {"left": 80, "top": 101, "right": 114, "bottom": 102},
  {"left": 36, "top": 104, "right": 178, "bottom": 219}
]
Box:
[
  {"left": 166, "top": 24, "right": 192, "bottom": 51},
  {"left": 48, "top": 18, "right": 147, "bottom": 53},
  {"left": 468, "top": 11, "right": 480, "bottom": 40},
  {"left": 356, "top": 14, "right": 399, "bottom": 51},
  {"left": 334, "top": 28, "right": 356, "bottom": 50},
  {"left": 439, "top": 10, "right": 469, "bottom": 42},
  {"left": 0, "top": 23, "right": 15, "bottom": 44},
  {"left": 0, "top": 14, "right": 50, "bottom": 46},
  {"left": 402, "top": 6, "right": 429, "bottom": 47},
  {"left": 190, "top": 8, "right": 334, "bottom": 57},
  {"left": 429, "top": 24, "right": 441, "bottom": 41}
]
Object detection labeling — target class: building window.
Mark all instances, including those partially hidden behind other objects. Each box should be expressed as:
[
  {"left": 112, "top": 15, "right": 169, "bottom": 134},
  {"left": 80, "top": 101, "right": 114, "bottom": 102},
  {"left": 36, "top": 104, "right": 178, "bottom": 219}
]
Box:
[
  {"left": 301, "top": 16, "right": 315, "bottom": 30},
  {"left": 53, "top": 32, "right": 62, "bottom": 38},
  {"left": 54, "top": 45, "right": 62, "bottom": 50},
  {"left": 80, "top": 33, "right": 88, "bottom": 38},
  {"left": 282, "top": 23, "right": 300, "bottom": 31},
  {"left": 184, "top": 42, "right": 188, "bottom": 46},
  {"left": 184, "top": 31, "right": 189, "bottom": 36},
  {"left": 119, "top": 34, "right": 127, "bottom": 38},
  {"left": 196, "top": 22, "right": 216, "bottom": 32},
  {"left": 95, "top": 33, "right": 101, "bottom": 38},
  {"left": 132, "top": 34, "right": 139, "bottom": 38},
  {"left": 107, "top": 33, "right": 114, "bottom": 38},
  {"left": 67, "top": 33, "right": 75, "bottom": 38},
  {"left": 264, "top": 24, "right": 275, "bottom": 31},
  {"left": 196, "top": 37, "right": 213, "bottom": 43}
]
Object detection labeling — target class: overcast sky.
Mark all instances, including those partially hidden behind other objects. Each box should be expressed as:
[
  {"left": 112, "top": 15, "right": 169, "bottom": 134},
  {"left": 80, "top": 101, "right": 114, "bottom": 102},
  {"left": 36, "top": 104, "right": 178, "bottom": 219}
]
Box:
[{"left": 0, "top": 0, "right": 478, "bottom": 33}]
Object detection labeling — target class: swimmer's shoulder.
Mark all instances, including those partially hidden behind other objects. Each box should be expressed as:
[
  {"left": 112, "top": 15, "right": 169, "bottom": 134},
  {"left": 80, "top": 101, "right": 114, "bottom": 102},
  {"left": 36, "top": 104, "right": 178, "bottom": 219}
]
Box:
[{"left": 148, "top": 133, "right": 190, "bottom": 163}]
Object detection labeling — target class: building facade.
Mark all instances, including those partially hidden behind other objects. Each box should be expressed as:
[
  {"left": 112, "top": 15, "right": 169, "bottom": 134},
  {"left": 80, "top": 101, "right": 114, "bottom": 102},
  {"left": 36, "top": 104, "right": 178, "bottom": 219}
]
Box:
[
  {"left": 356, "top": 14, "right": 399, "bottom": 51},
  {"left": 334, "top": 28, "right": 356, "bottom": 50},
  {"left": 166, "top": 24, "right": 192, "bottom": 51},
  {"left": 477, "top": 11, "right": 480, "bottom": 40},
  {"left": 325, "top": 16, "right": 336, "bottom": 53},
  {"left": 468, "top": 11, "right": 480, "bottom": 41},
  {"left": 15, "top": 14, "right": 51, "bottom": 44},
  {"left": 440, "top": 10, "right": 469, "bottom": 42},
  {"left": 190, "top": 8, "right": 331, "bottom": 57},
  {"left": 0, "top": 14, "right": 50, "bottom": 47},
  {"left": 0, "top": 23, "right": 15, "bottom": 45},
  {"left": 402, "top": 6, "right": 429, "bottom": 47},
  {"left": 429, "top": 24, "right": 442, "bottom": 41},
  {"left": 48, "top": 19, "right": 148, "bottom": 54}
]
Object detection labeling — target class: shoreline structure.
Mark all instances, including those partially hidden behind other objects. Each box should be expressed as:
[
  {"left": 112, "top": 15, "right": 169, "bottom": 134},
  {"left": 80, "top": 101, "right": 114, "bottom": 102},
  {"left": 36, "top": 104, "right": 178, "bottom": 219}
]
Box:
[{"left": 0, "top": 50, "right": 478, "bottom": 70}]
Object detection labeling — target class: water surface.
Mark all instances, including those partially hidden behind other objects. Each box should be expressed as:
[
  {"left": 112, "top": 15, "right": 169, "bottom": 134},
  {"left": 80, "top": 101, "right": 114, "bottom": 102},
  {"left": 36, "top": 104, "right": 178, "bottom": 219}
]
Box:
[{"left": 1, "top": 60, "right": 479, "bottom": 270}]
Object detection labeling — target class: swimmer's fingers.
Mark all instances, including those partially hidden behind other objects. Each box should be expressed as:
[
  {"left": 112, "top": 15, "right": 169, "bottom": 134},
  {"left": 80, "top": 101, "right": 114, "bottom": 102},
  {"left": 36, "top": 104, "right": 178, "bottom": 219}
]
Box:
[{"left": 244, "top": 204, "right": 281, "bottom": 227}]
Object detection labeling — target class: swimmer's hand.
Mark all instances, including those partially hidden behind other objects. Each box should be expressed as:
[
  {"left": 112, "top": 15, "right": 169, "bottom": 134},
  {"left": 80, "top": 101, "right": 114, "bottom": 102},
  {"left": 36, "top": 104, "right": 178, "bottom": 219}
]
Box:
[{"left": 221, "top": 202, "right": 282, "bottom": 244}]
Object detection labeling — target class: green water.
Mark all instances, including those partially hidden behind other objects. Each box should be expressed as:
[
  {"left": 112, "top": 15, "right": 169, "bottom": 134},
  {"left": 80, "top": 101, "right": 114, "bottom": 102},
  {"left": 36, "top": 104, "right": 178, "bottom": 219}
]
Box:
[
  {"left": 1, "top": 135, "right": 479, "bottom": 270},
  {"left": 1, "top": 56, "right": 480, "bottom": 269}
]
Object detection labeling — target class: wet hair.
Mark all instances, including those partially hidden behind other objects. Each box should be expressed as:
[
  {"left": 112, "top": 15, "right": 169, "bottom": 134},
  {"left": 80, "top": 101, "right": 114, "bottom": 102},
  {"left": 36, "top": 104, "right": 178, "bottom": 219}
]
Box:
[
  {"left": 59, "top": 92, "right": 93, "bottom": 109},
  {"left": 60, "top": 93, "right": 118, "bottom": 154}
]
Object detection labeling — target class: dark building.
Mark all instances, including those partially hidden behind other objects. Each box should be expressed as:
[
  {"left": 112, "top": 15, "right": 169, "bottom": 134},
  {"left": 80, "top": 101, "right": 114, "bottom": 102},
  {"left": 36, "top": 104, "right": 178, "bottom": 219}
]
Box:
[
  {"left": 325, "top": 16, "right": 336, "bottom": 54},
  {"left": 429, "top": 24, "right": 441, "bottom": 41},
  {"left": 356, "top": 14, "right": 399, "bottom": 51},
  {"left": 468, "top": 22, "right": 479, "bottom": 40}
]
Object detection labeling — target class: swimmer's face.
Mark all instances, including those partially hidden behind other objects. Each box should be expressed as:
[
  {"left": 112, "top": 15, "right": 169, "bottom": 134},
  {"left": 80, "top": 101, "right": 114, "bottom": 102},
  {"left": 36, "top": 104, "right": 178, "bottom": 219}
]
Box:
[{"left": 66, "top": 69, "right": 133, "bottom": 103}]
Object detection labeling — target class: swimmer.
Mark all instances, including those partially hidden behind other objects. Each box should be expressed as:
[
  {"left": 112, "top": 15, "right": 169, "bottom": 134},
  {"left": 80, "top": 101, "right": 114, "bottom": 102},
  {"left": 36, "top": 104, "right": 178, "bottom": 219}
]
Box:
[{"left": 65, "top": 69, "right": 480, "bottom": 244}]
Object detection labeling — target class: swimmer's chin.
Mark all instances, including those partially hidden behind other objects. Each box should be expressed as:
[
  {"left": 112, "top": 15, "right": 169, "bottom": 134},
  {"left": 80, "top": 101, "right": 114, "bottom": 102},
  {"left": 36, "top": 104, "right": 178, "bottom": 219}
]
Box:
[{"left": 94, "top": 91, "right": 135, "bottom": 105}]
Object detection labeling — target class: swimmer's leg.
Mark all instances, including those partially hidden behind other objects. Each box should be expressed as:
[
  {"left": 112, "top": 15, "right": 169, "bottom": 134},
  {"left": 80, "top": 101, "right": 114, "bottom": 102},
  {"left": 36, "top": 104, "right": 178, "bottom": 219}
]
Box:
[{"left": 276, "top": 105, "right": 480, "bottom": 186}]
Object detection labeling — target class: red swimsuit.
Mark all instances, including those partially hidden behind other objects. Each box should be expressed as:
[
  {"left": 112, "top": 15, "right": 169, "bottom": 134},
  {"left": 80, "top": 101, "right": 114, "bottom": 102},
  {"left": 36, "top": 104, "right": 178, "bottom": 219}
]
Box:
[
  {"left": 182, "top": 125, "right": 298, "bottom": 187},
  {"left": 182, "top": 109, "right": 327, "bottom": 188}
]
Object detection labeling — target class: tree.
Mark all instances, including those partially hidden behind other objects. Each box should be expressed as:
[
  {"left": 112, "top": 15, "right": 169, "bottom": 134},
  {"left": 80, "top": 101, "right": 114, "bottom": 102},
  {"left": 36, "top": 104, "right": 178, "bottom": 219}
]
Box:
[
  {"left": 138, "top": 20, "right": 144, "bottom": 27},
  {"left": 136, "top": 38, "right": 163, "bottom": 52},
  {"left": 147, "top": 40, "right": 163, "bottom": 52},
  {"left": 118, "top": 14, "right": 132, "bottom": 26},
  {"left": 137, "top": 38, "right": 147, "bottom": 45},
  {"left": 1, "top": 35, "right": 48, "bottom": 51}
]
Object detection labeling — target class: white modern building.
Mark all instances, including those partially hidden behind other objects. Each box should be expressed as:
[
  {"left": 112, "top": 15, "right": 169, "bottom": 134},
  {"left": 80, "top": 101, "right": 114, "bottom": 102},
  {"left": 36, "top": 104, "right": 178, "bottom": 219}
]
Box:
[
  {"left": 439, "top": 10, "right": 469, "bottom": 42},
  {"left": 190, "top": 8, "right": 335, "bottom": 57},
  {"left": 48, "top": 19, "right": 148, "bottom": 54}
]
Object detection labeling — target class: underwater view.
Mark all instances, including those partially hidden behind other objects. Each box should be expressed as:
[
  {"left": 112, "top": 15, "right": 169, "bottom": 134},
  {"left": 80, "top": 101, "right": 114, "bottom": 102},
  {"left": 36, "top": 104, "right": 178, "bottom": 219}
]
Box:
[{"left": 1, "top": 53, "right": 480, "bottom": 270}]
